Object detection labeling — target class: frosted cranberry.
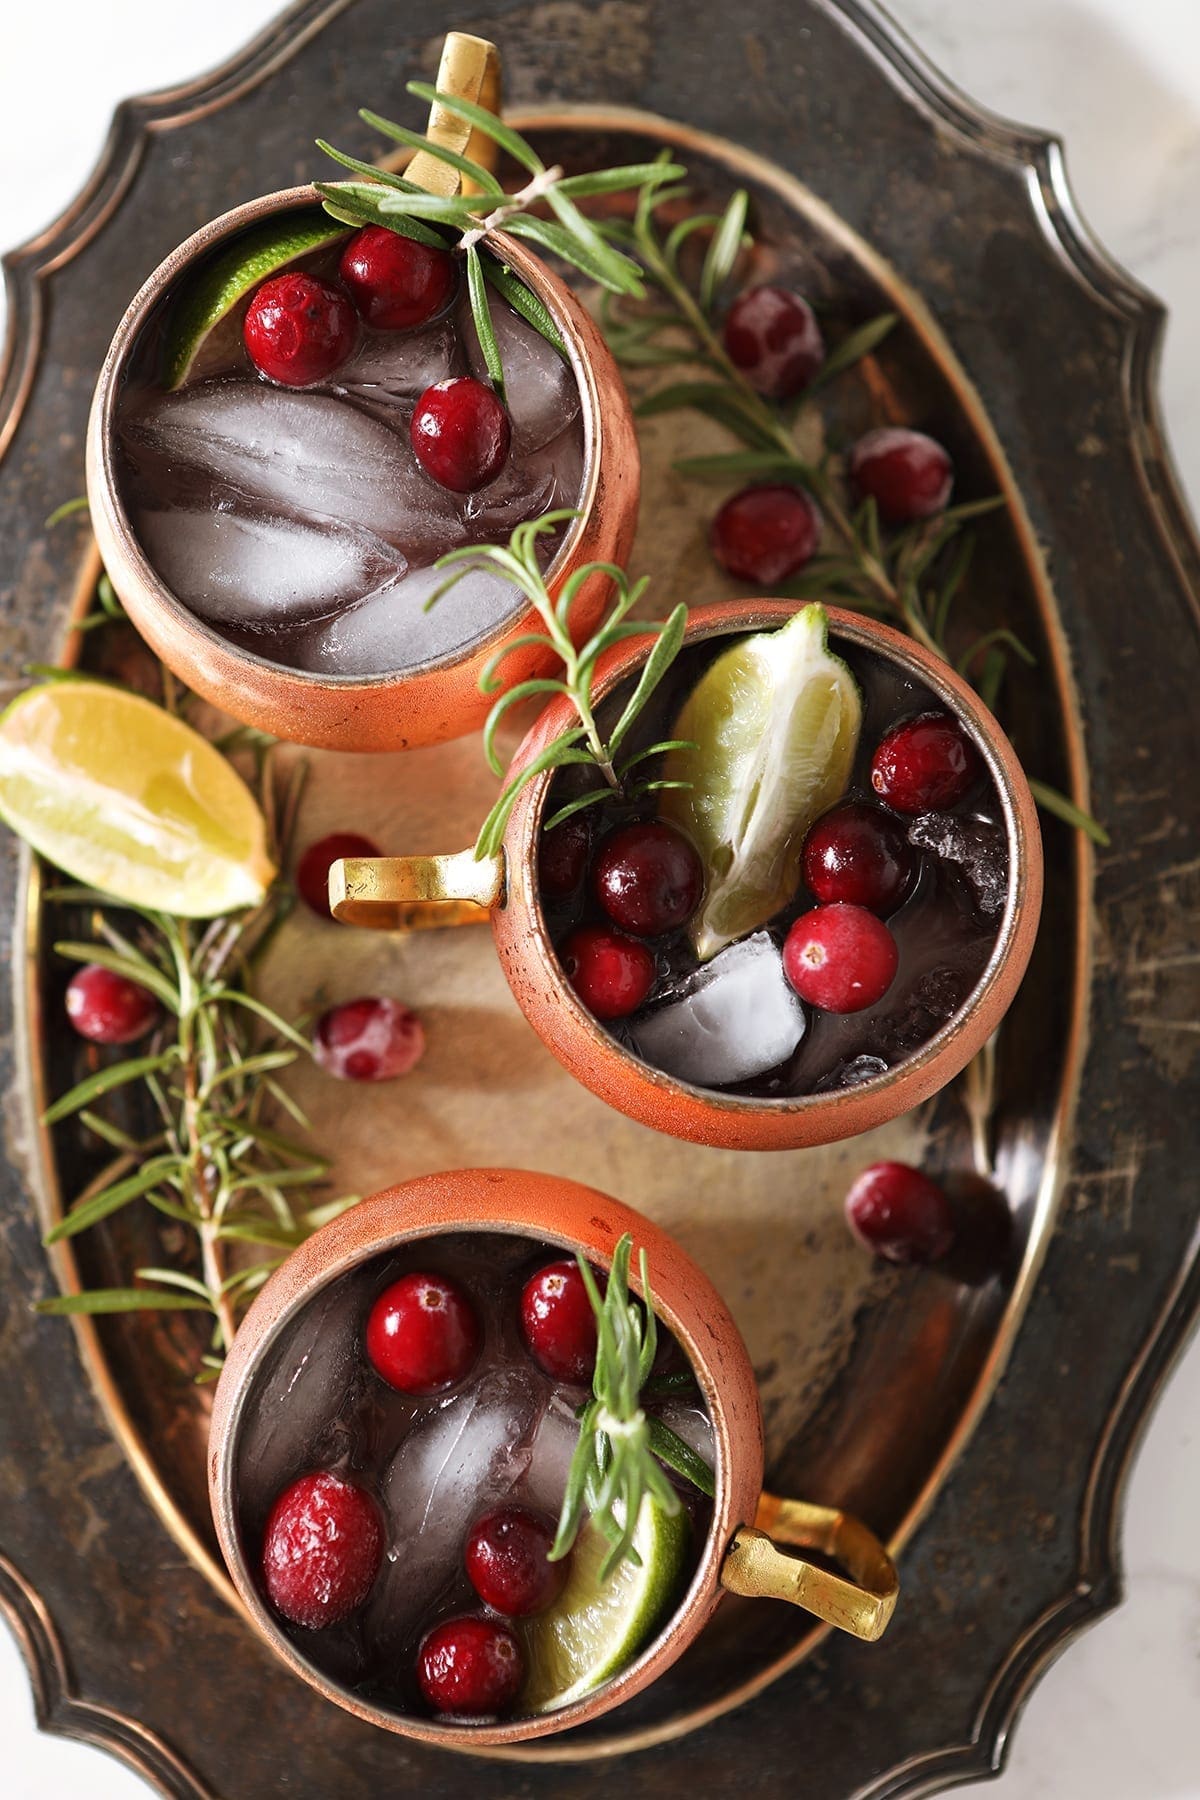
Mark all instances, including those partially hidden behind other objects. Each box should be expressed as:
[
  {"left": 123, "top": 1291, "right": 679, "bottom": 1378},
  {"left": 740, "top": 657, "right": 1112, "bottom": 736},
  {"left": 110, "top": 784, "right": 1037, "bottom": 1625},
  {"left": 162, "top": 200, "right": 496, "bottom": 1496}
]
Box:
[
  {"left": 848, "top": 428, "right": 953, "bottom": 523},
  {"left": 366, "top": 1271, "right": 480, "bottom": 1394},
  {"left": 465, "top": 1505, "right": 567, "bottom": 1616},
  {"left": 295, "top": 831, "right": 380, "bottom": 918},
  {"left": 261, "top": 1471, "right": 382, "bottom": 1629},
  {"left": 338, "top": 224, "right": 455, "bottom": 329},
  {"left": 710, "top": 485, "right": 821, "bottom": 585},
  {"left": 312, "top": 996, "right": 424, "bottom": 1082},
  {"left": 520, "top": 1259, "right": 598, "bottom": 1384},
  {"left": 845, "top": 1161, "right": 955, "bottom": 1265},
  {"left": 870, "top": 711, "right": 982, "bottom": 814},
  {"left": 783, "top": 903, "right": 898, "bottom": 1012},
  {"left": 561, "top": 925, "right": 655, "bottom": 1020},
  {"left": 65, "top": 964, "right": 160, "bottom": 1045},
  {"left": 723, "top": 285, "right": 825, "bottom": 398},
  {"left": 594, "top": 821, "right": 703, "bottom": 937},
  {"left": 539, "top": 815, "right": 590, "bottom": 899},
  {"left": 411, "top": 376, "right": 510, "bottom": 492},
  {"left": 418, "top": 1616, "right": 524, "bottom": 1717},
  {"left": 243, "top": 273, "right": 357, "bottom": 386},
  {"left": 803, "top": 802, "right": 914, "bottom": 914}
]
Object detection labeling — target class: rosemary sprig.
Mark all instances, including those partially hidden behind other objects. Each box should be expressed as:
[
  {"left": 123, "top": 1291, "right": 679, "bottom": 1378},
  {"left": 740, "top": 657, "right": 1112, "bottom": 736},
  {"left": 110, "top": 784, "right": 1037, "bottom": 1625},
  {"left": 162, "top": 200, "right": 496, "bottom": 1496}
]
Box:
[
  {"left": 316, "top": 87, "right": 683, "bottom": 396},
  {"left": 30, "top": 597, "right": 354, "bottom": 1376},
  {"left": 601, "top": 176, "right": 1108, "bottom": 846},
  {"left": 550, "top": 1233, "right": 714, "bottom": 1580},
  {"left": 431, "top": 514, "right": 690, "bottom": 859}
]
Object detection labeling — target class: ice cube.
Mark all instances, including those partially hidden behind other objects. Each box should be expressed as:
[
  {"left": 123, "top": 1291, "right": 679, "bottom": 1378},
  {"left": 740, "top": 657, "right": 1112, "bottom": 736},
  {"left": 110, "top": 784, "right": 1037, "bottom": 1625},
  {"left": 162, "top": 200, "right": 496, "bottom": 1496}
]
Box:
[
  {"left": 134, "top": 507, "right": 405, "bottom": 627},
  {"left": 815, "top": 1053, "right": 889, "bottom": 1092},
  {"left": 236, "top": 1274, "right": 369, "bottom": 1528},
  {"left": 653, "top": 1400, "right": 716, "bottom": 1471},
  {"left": 464, "top": 294, "right": 580, "bottom": 451},
  {"left": 514, "top": 1387, "right": 581, "bottom": 1517},
  {"left": 630, "top": 932, "right": 807, "bottom": 1089},
  {"left": 122, "top": 381, "right": 466, "bottom": 558},
  {"left": 332, "top": 318, "right": 462, "bottom": 404},
  {"left": 460, "top": 423, "right": 585, "bottom": 541},
  {"left": 368, "top": 1369, "right": 539, "bottom": 1649},
  {"left": 289, "top": 558, "right": 526, "bottom": 677},
  {"left": 908, "top": 812, "right": 1009, "bottom": 918}
]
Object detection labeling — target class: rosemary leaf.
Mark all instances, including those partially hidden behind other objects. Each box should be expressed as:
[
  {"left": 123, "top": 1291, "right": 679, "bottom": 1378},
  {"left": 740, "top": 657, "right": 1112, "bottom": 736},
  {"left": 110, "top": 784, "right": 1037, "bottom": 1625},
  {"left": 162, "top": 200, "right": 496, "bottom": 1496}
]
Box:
[
  {"left": 357, "top": 108, "right": 504, "bottom": 195},
  {"left": 34, "top": 1288, "right": 211, "bottom": 1315},
  {"left": 45, "top": 1157, "right": 181, "bottom": 1243},
  {"left": 699, "top": 188, "right": 749, "bottom": 312},
  {"left": 480, "top": 254, "right": 566, "bottom": 354},
  {"left": 805, "top": 312, "right": 897, "bottom": 394},
  {"left": 1029, "top": 779, "right": 1110, "bottom": 846},
  {"left": 465, "top": 243, "right": 505, "bottom": 401},
  {"left": 406, "top": 81, "right": 545, "bottom": 174},
  {"left": 52, "top": 940, "right": 180, "bottom": 1013},
  {"left": 607, "top": 604, "right": 688, "bottom": 756},
  {"left": 42, "top": 1052, "right": 176, "bottom": 1125}
]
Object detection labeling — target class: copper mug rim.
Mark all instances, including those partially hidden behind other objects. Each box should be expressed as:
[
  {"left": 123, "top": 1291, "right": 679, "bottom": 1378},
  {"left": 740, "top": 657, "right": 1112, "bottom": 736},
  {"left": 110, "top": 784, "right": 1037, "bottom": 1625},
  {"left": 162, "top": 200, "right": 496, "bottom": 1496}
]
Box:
[
  {"left": 208, "top": 1167, "right": 898, "bottom": 1747},
  {"left": 83, "top": 186, "right": 637, "bottom": 747},
  {"left": 330, "top": 601, "right": 1045, "bottom": 1150}
]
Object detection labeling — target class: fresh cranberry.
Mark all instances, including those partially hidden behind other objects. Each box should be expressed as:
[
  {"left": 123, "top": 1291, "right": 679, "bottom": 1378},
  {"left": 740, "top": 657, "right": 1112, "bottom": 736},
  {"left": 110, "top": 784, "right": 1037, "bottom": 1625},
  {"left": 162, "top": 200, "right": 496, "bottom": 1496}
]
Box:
[
  {"left": 844, "top": 1161, "right": 955, "bottom": 1265},
  {"left": 366, "top": 1271, "right": 480, "bottom": 1394},
  {"left": 338, "top": 225, "right": 455, "bottom": 330},
  {"left": 65, "top": 964, "right": 160, "bottom": 1045},
  {"left": 783, "top": 903, "right": 899, "bottom": 1013},
  {"left": 848, "top": 428, "right": 953, "bottom": 523},
  {"left": 465, "top": 1505, "right": 567, "bottom": 1616},
  {"left": 593, "top": 821, "right": 703, "bottom": 937},
  {"left": 560, "top": 925, "right": 655, "bottom": 1020},
  {"left": 803, "top": 802, "right": 915, "bottom": 914},
  {"left": 723, "top": 286, "right": 825, "bottom": 398},
  {"left": 710, "top": 485, "right": 821, "bottom": 585},
  {"left": 870, "top": 711, "right": 982, "bottom": 814},
  {"left": 520, "top": 1259, "right": 598, "bottom": 1384},
  {"left": 418, "top": 1616, "right": 524, "bottom": 1717},
  {"left": 411, "top": 376, "right": 510, "bottom": 492},
  {"left": 539, "top": 815, "right": 590, "bottom": 899},
  {"left": 295, "top": 831, "right": 381, "bottom": 918},
  {"left": 311, "top": 997, "right": 425, "bottom": 1082},
  {"left": 261, "top": 1470, "right": 382, "bottom": 1629},
  {"left": 243, "top": 273, "right": 357, "bottom": 387}
]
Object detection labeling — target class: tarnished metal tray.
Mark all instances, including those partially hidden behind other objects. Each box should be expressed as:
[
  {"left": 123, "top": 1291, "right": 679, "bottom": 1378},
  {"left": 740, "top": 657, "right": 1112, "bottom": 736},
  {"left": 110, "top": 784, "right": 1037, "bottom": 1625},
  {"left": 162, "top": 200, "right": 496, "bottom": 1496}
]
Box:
[{"left": 1, "top": 2, "right": 1197, "bottom": 1795}]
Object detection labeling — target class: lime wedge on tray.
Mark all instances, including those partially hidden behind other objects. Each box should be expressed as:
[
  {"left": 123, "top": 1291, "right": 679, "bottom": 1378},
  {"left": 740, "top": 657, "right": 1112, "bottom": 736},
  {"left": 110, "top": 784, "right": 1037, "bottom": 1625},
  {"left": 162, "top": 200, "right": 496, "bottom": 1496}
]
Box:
[
  {"left": 661, "top": 603, "right": 861, "bottom": 962},
  {"left": 162, "top": 210, "right": 349, "bottom": 390},
  {"left": 520, "top": 1496, "right": 689, "bottom": 1714},
  {"left": 0, "top": 681, "right": 276, "bottom": 917}
]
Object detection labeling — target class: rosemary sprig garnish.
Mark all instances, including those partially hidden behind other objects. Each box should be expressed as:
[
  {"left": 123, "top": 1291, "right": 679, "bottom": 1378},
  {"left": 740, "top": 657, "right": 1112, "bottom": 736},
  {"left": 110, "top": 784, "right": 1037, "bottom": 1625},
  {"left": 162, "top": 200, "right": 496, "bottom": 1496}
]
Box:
[
  {"left": 601, "top": 173, "right": 1108, "bottom": 846},
  {"left": 550, "top": 1233, "right": 714, "bottom": 1580},
  {"left": 316, "top": 87, "right": 682, "bottom": 398},
  {"left": 431, "top": 514, "right": 690, "bottom": 859}
]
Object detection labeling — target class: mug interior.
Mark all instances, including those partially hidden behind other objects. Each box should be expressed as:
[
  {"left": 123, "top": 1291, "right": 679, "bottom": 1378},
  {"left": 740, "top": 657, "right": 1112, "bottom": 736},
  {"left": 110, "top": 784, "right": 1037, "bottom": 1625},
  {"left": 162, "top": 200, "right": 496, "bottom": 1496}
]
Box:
[
  {"left": 212, "top": 1211, "right": 730, "bottom": 1745},
  {"left": 510, "top": 603, "right": 1038, "bottom": 1125},
  {"left": 91, "top": 188, "right": 599, "bottom": 690}
]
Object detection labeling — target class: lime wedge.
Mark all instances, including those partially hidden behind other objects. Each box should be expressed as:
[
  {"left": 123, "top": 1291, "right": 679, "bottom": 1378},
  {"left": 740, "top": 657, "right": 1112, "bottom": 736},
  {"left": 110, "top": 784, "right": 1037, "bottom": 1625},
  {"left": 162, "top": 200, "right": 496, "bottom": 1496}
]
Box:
[
  {"left": 162, "top": 210, "right": 349, "bottom": 390},
  {"left": 520, "top": 1497, "right": 689, "bottom": 1714},
  {"left": 0, "top": 681, "right": 276, "bottom": 917},
  {"left": 661, "top": 604, "right": 861, "bottom": 961}
]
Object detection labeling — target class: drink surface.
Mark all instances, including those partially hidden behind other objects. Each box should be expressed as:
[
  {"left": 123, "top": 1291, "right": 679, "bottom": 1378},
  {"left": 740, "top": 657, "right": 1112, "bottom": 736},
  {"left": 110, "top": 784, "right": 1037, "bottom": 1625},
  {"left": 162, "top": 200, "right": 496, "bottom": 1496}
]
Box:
[
  {"left": 542, "top": 633, "right": 1009, "bottom": 1097},
  {"left": 235, "top": 1231, "right": 713, "bottom": 1717},
  {"left": 114, "top": 229, "right": 586, "bottom": 678}
]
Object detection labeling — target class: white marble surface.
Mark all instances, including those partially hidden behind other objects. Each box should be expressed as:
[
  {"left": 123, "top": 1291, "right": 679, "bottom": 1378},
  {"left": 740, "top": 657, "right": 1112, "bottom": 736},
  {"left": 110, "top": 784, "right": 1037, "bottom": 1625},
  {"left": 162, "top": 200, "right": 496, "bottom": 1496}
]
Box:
[{"left": 1, "top": 2, "right": 1197, "bottom": 1795}]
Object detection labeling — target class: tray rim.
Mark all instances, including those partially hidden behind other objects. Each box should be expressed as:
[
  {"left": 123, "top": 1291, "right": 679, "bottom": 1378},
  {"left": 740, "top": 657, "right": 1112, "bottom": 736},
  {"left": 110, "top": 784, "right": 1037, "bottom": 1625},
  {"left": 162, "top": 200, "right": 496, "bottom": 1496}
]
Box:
[{"left": 1, "top": 0, "right": 1197, "bottom": 1792}]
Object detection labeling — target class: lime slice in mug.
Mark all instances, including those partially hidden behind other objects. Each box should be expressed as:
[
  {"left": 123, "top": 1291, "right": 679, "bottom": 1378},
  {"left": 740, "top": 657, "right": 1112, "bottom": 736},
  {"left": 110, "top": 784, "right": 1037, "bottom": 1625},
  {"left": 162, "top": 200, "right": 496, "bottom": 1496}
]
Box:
[
  {"left": 520, "top": 1496, "right": 689, "bottom": 1714},
  {"left": 0, "top": 681, "right": 275, "bottom": 916},
  {"left": 661, "top": 604, "right": 861, "bottom": 961},
  {"left": 162, "top": 211, "right": 349, "bottom": 390}
]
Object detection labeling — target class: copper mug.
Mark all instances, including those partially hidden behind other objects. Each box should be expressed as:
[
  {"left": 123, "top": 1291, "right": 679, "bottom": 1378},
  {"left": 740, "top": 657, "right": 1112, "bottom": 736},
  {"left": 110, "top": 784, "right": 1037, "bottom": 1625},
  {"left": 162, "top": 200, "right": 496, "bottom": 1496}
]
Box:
[
  {"left": 209, "top": 1167, "right": 898, "bottom": 1746},
  {"left": 330, "top": 601, "right": 1044, "bottom": 1150},
  {"left": 85, "top": 36, "right": 639, "bottom": 752}
]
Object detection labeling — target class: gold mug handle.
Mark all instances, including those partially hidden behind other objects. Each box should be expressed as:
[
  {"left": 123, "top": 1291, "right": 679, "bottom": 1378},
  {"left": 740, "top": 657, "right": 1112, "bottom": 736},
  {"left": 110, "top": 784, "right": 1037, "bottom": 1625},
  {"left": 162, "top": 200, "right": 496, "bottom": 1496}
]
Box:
[
  {"left": 405, "top": 32, "right": 503, "bottom": 196},
  {"left": 721, "top": 1494, "right": 899, "bottom": 1642},
  {"left": 329, "top": 853, "right": 503, "bottom": 931}
]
